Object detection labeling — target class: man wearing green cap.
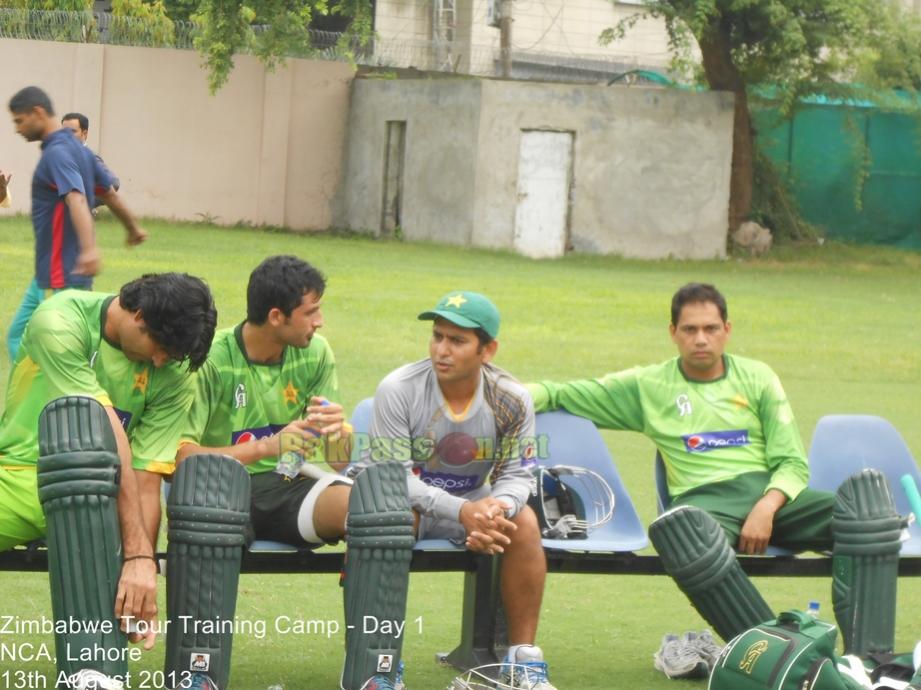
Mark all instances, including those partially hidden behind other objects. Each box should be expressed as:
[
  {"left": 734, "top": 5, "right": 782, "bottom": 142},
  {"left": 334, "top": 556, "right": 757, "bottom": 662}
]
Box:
[{"left": 355, "top": 291, "right": 557, "bottom": 690}]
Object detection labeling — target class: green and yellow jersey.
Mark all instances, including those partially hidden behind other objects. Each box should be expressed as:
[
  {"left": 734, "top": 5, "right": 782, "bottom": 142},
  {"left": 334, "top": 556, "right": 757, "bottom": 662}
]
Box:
[
  {"left": 179, "top": 325, "right": 339, "bottom": 475},
  {"left": 0, "top": 290, "right": 194, "bottom": 475},
  {"left": 528, "top": 353, "right": 809, "bottom": 501}
]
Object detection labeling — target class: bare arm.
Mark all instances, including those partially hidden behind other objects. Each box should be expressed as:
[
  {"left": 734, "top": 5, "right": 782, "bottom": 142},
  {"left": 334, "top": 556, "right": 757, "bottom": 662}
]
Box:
[
  {"left": 0, "top": 171, "right": 10, "bottom": 206},
  {"left": 177, "top": 397, "right": 351, "bottom": 472},
  {"left": 64, "top": 191, "right": 100, "bottom": 276},
  {"left": 105, "top": 406, "right": 158, "bottom": 650},
  {"left": 97, "top": 187, "right": 147, "bottom": 246},
  {"left": 176, "top": 418, "right": 321, "bottom": 466}
]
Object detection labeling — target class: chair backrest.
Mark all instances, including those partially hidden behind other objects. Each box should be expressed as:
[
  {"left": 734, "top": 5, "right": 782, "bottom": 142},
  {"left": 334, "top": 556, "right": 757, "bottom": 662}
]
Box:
[
  {"left": 349, "top": 397, "right": 375, "bottom": 463},
  {"left": 349, "top": 399, "right": 648, "bottom": 553},
  {"left": 808, "top": 414, "right": 921, "bottom": 555},
  {"left": 535, "top": 411, "right": 648, "bottom": 552},
  {"left": 654, "top": 451, "right": 670, "bottom": 514}
]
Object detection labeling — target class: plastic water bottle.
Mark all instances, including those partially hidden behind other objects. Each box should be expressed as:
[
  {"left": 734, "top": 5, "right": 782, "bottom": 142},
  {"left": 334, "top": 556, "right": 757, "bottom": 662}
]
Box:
[
  {"left": 274, "top": 400, "right": 330, "bottom": 478},
  {"left": 807, "top": 600, "right": 820, "bottom": 617},
  {"left": 274, "top": 450, "right": 305, "bottom": 478}
]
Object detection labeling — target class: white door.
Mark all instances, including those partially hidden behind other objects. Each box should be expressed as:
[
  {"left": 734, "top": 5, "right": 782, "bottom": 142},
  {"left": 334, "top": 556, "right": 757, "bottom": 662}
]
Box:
[{"left": 513, "top": 131, "right": 573, "bottom": 259}]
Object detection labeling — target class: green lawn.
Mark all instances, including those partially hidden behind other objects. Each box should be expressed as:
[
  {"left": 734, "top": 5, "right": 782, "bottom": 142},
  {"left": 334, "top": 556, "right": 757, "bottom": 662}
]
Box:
[{"left": 1, "top": 216, "right": 920, "bottom": 689}]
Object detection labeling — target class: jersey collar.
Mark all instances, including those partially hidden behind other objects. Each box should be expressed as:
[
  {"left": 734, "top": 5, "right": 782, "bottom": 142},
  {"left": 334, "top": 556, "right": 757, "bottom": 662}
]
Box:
[
  {"left": 99, "top": 295, "right": 120, "bottom": 350},
  {"left": 234, "top": 321, "right": 286, "bottom": 367},
  {"left": 676, "top": 354, "right": 730, "bottom": 383}
]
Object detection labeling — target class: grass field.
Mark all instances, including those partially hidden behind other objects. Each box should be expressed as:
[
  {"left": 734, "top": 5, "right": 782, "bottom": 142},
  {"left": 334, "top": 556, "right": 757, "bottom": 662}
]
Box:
[{"left": 0, "top": 215, "right": 920, "bottom": 689}]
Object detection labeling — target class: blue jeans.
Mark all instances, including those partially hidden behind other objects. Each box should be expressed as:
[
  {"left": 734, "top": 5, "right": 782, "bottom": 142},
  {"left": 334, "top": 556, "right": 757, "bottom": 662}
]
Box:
[{"left": 6, "top": 279, "right": 77, "bottom": 362}]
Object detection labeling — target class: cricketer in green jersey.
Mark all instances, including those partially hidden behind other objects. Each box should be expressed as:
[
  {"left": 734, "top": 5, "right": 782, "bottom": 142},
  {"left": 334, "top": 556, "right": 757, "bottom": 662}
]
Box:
[
  {"left": 529, "top": 282, "right": 835, "bottom": 553},
  {"left": 0, "top": 274, "right": 216, "bottom": 649},
  {"left": 527, "top": 283, "right": 905, "bottom": 656},
  {"left": 177, "top": 255, "right": 353, "bottom": 547},
  {"left": 176, "top": 257, "right": 415, "bottom": 690}
]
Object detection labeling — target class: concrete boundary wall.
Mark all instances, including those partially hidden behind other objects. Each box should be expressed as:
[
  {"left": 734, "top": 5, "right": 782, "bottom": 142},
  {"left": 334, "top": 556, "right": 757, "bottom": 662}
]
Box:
[
  {"left": 0, "top": 39, "right": 354, "bottom": 230},
  {"left": 337, "top": 79, "right": 734, "bottom": 259}
]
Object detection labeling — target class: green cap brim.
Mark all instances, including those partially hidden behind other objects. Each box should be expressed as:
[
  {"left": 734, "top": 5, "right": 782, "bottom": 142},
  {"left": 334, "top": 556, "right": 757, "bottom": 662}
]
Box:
[{"left": 418, "top": 310, "right": 482, "bottom": 331}]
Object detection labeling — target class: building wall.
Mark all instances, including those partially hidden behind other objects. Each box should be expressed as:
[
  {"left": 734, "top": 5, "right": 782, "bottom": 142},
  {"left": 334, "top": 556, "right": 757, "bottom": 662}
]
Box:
[
  {"left": 338, "top": 78, "right": 733, "bottom": 260},
  {"left": 474, "top": 80, "right": 734, "bottom": 259},
  {"left": 0, "top": 39, "right": 353, "bottom": 230},
  {"left": 335, "top": 79, "right": 482, "bottom": 244},
  {"left": 374, "top": 0, "right": 673, "bottom": 74},
  {"left": 469, "top": 0, "right": 671, "bottom": 69}
]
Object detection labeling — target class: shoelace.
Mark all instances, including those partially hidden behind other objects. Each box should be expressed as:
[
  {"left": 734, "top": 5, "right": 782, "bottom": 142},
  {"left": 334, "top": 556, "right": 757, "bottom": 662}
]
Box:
[
  {"left": 662, "top": 640, "right": 701, "bottom": 665},
  {"left": 521, "top": 661, "right": 550, "bottom": 682}
]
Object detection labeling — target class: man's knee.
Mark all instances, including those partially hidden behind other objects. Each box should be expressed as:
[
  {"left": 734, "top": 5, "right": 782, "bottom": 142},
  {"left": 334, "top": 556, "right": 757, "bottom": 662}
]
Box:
[
  {"left": 312, "top": 482, "right": 350, "bottom": 540},
  {"left": 508, "top": 505, "right": 543, "bottom": 550},
  {"left": 512, "top": 505, "right": 539, "bottom": 531}
]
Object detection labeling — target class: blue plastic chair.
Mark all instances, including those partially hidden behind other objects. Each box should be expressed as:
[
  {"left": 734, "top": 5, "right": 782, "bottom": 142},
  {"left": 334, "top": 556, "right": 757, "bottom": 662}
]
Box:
[
  {"left": 349, "top": 397, "right": 374, "bottom": 463},
  {"left": 808, "top": 414, "right": 921, "bottom": 556},
  {"left": 654, "top": 451, "right": 794, "bottom": 556},
  {"left": 350, "top": 397, "right": 648, "bottom": 553}
]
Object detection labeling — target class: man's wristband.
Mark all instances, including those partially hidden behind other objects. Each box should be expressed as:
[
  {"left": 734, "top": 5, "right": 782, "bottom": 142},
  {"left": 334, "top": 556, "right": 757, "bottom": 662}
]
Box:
[{"left": 122, "top": 555, "right": 156, "bottom": 564}]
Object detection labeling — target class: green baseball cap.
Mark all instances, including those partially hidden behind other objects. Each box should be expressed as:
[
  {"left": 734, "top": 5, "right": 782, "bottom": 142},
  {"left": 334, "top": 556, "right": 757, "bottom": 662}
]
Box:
[{"left": 418, "top": 291, "right": 500, "bottom": 339}]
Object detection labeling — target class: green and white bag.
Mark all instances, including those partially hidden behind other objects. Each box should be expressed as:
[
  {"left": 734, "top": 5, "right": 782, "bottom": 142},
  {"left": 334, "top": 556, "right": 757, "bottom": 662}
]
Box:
[{"left": 708, "top": 610, "right": 865, "bottom": 690}]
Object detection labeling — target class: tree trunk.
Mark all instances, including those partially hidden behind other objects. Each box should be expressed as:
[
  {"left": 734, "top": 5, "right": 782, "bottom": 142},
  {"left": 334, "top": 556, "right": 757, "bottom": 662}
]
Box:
[{"left": 697, "top": 20, "right": 753, "bottom": 238}]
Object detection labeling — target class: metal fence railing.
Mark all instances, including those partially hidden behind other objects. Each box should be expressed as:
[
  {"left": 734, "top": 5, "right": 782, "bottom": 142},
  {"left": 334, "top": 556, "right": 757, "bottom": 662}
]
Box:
[{"left": 0, "top": 9, "right": 668, "bottom": 85}]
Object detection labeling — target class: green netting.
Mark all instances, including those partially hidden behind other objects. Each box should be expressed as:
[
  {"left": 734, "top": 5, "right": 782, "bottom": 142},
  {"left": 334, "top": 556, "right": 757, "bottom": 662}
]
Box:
[{"left": 755, "top": 104, "right": 921, "bottom": 249}]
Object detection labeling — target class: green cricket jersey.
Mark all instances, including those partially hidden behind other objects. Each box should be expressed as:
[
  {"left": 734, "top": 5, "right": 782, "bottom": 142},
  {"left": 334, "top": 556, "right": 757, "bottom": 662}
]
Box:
[
  {"left": 0, "top": 290, "right": 194, "bottom": 474},
  {"left": 179, "top": 325, "right": 339, "bottom": 475},
  {"left": 528, "top": 354, "right": 809, "bottom": 500}
]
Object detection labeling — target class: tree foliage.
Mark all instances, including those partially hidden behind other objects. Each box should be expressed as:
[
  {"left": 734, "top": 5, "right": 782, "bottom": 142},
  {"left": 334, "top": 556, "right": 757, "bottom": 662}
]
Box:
[
  {"left": 0, "top": 0, "right": 93, "bottom": 41},
  {"left": 189, "top": 0, "right": 372, "bottom": 92},
  {"left": 110, "top": 0, "right": 175, "bottom": 47},
  {"left": 602, "top": 0, "right": 921, "bottom": 240}
]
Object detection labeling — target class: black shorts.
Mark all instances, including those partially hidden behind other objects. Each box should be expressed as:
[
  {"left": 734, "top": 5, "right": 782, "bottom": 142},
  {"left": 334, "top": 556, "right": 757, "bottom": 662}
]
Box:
[{"left": 249, "top": 471, "right": 349, "bottom": 547}]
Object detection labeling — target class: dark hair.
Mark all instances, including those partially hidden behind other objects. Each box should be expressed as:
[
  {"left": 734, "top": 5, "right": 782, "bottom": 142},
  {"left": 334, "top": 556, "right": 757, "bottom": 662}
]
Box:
[
  {"left": 246, "top": 255, "right": 326, "bottom": 324},
  {"left": 9, "top": 86, "right": 54, "bottom": 116},
  {"left": 119, "top": 273, "right": 217, "bottom": 370},
  {"left": 473, "top": 327, "right": 493, "bottom": 348},
  {"left": 670, "top": 283, "right": 728, "bottom": 325},
  {"left": 61, "top": 112, "right": 88, "bottom": 131}
]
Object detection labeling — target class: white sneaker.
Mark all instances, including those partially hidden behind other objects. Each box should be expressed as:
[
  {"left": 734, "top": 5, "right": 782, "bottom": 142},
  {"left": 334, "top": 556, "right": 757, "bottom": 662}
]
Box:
[
  {"left": 653, "top": 634, "right": 709, "bottom": 679},
  {"left": 67, "top": 669, "right": 125, "bottom": 690},
  {"left": 499, "top": 645, "right": 557, "bottom": 690},
  {"left": 683, "top": 629, "right": 724, "bottom": 668}
]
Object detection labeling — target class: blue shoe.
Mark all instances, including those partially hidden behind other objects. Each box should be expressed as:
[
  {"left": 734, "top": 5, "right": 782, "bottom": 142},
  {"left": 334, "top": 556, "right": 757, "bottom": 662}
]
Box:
[
  {"left": 177, "top": 673, "right": 219, "bottom": 690},
  {"left": 499, "top": 646, "right": 557, "bottom": 690},
  {"left": 361, "top": 661, "right": 405, "bottom": 690}
]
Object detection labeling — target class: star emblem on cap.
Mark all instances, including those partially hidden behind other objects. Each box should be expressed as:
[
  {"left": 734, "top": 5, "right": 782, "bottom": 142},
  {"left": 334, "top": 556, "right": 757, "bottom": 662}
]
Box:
[{"left": 446, "top": 294, "right": 467, "bottom": 308}]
